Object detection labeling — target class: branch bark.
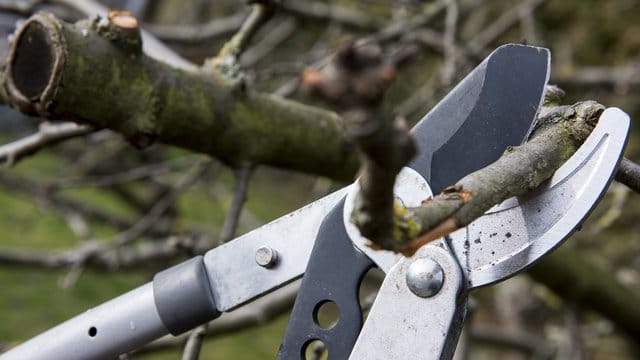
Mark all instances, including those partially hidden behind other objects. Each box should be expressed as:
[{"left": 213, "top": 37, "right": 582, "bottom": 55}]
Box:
[
  {"left": 3, "top": 12, "right": 359, "bottom": 180},
  {"left": 354, "top": 101, "right": 605, "bottom": 255}
]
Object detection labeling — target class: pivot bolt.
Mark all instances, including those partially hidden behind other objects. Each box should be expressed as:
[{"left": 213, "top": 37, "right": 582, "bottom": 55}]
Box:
[
  {"left": 406, "top": 258, "right": 444, "bottom": 298},
  {"left": 255, "top": 246, "right": 278, "bottom": 268}
]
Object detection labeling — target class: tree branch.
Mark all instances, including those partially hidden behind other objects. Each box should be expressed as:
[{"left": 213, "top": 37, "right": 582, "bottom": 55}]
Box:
[
  {"left": 615, "top": 157, "right": 640, "bottom": 193},
  {"left": 3, "top": 12, "right": 359, "bottom": 180},
  {"left": 209, "top": 1, "right": 275, "bottom": 74},
  {"left": 355, "top": 101, "right": 604, "bottom": 255},
  {"left": 181, "top": 324, "right": 207, "bottom": 360},
  {"left": 51, "top": 0, "right": 196, "bottom": 70},
  {"left": 280, "top": 1, "right": 381, "bottom": 30},
  {"left": 468, "top": 0, "right": 546, "bottom": 56},
  {"left": 0, "top": 234, "right": 212, "bottom": 270},
  {"left": 219, "top": 164, "right": 253, "bottom": 243},
  {"left": 0, "top": 121, "right": 93, "bottom": 165},
  {"left": 144, "top": 12, "right": 246, "bottom": 44}
]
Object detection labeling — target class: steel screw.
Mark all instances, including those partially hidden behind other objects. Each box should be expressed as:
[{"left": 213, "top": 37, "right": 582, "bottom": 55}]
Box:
[
  {"left": 406, "top": 258, "right": 444, "bottom": 298},
  {"left": 255, "top": 246, "right": 278, "bottom": 268}
]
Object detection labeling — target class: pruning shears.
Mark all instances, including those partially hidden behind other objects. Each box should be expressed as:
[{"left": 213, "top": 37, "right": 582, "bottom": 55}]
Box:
[{"left": 1, "top": 44, "right": 630, "bottom": 360}]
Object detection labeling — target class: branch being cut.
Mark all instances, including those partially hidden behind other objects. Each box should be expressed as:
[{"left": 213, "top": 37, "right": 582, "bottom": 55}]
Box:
[
  {"left": 3, "top": 11, "right": 359, "bottom": 180},
  {"left": 302, "top": 37, "right": 417, "bottom": 246},
  {"left": 354, "top": 101, "right": 605, "bottom": 255}
]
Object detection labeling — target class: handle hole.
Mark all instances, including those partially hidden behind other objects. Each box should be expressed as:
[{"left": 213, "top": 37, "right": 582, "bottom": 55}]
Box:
[
  {"left": 88, "top": 326, "right": 98, "bottom": 337},
  {"left": 303, "top": 339, "right": 328, "bottom": 360},
  {"left": 359, "top": 267, "right": 384, "bottom": 322},
  {"left": 313, "top": 300, "right": 340, "bottom": 330}
]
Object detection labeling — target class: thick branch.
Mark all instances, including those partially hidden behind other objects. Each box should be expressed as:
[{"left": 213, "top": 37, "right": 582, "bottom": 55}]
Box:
[
  {"left": 4, "top": 12, "right": 359, "bottom": 180},
  {"left": 52, "top": 0, "right": 195, "bottom": 71}
]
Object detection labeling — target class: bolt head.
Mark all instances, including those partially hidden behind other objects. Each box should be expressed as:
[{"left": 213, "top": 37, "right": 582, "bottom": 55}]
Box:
[
  {"left": 406, "top": 258, "right": 444, "bottom": 298},
  {"left": 255, "top": 246, "right": 278, "bottom": 268}
]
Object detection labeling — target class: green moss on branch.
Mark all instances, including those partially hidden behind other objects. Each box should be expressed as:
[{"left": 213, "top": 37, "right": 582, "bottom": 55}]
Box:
[
  {"left": 393, "top": 101, "right": 605, "bottom": 255},
  {"left": 4, "top": 12, "right": 359, "bottom": 180}
]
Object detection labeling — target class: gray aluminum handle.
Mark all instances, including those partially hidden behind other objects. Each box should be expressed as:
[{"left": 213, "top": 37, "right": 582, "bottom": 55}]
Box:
[{"left": 2, "top": 256, "right": 220, "bottom": 360}]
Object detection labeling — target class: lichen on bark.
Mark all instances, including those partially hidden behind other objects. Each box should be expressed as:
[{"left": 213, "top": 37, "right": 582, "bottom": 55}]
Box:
[
  {"left": 3, "top": 11, "right": 360, "bottom": 180},
  {"left": 390, "top": 101, "right": 605, "bottom": 255}
]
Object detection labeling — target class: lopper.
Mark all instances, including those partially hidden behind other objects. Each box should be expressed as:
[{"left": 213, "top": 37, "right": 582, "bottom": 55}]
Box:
[{"left": 1, "top": 44, "right": 630, "bottom": 360}]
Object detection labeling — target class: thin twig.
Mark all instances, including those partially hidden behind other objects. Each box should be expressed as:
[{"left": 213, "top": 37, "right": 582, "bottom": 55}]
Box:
[
  {"left": 214, "top": 2, "right": 275, "bottom": 61},
  {"left": 273, "top": 5, "right": 445, "bottom": 98},
  {"left": 441, "top": 0, "right": 459, "bottom": 86},
  {"left": 144, "top": 12, "right": 247, "bottom": 44},
  {"left": 518, "top": 0, "right": 539, "bottom": 44},
  {"left": 564, "top": 303, "right": 586, "bottom": 360},
  {"left": 110, "top": 161, "right": 210, "bottom": 247},
  {"left": 0, "top": 161, "right": 210, "bottom": 274},
  {"left": 470, "top": 325, "right": 555, "bottom": 359},
  {"left": 138, "top": 282, "right": 299, "bottom": 354},
  {"left": 615, "top": 157, "right": 640, "bottom": 193},
  {"left": 0, "top": 234, "right": 212, "bottom": 270},
  {"left": 280, "top": 0, "right": 381, "bottom": 30},
  {"left": 241, "top": 18, "right": 297, "bottom": 67},
  {"left": 556, "top": 65, "right": 640, "bottom": 88},
  {"left": 50, "top": 155, "right": 203, "bottom": 189},
  {"left": 50, "top": 0, "right": 196, "bottom": 70},
  {"left": 365, "top": 2, "right": 446, "bottom": 43},
  {"left": 181, "top": 163, "right": 252, "bottom": 358},
  {"left": 181, "top": 324, "right": 208, "bottom": 360},
  {"left": 58, "top": 161, "right": 209, "bottom": 280},
  {"left": 0, "top": 122, "right": 93, "bottom": 166},
  {"left": 0, "top": 171, "right": 170, "bottom": 236},
  {"left": 219, "top": 164, "right": 253, "bottom": 243},
  {"left": 468, "top": 0, "right": 545, "bottom": 55}
]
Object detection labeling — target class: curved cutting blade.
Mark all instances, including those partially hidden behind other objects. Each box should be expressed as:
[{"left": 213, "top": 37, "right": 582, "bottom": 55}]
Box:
[
  {"left": 280, "top": 44, "right": 550, "bottom": 360},
  {"left": 346, "top": 44, "right": 550, "bottom": 273},
  {"left": 409, "top": 44, "right": 550, "bottom": 193},
  {"left": 449, "top": 108, "right": 630, "bottom": 288}
]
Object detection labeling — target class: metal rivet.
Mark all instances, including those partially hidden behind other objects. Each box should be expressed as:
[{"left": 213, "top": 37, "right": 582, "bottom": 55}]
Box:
[
  {"left": 406, "top": 258, "right": 444, "bottom": 298},
  {"left": 255, "top": 246, "right": 278, "bottom": 268}
]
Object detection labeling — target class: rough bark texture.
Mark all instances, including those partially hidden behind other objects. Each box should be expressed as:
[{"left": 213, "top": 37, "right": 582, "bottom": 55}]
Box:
[
  {"left": 4, "top": 12, "right": 359, "bottom": 180},
  {"left": 393, "top": 101, "right": 605, "bottom": 255},
  {"left": 348, "top": 110, "right": 415, "bottom": 248},
  {"left": 301, "top": 37, "right": 418, "bottom": 248}
]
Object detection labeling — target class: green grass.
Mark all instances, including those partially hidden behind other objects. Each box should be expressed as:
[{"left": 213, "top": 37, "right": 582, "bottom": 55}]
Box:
[{"left": 0, "top": 190, "right": 76, "bottom": 250}]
